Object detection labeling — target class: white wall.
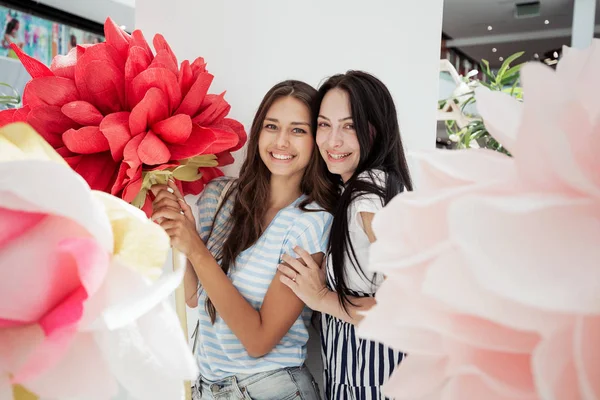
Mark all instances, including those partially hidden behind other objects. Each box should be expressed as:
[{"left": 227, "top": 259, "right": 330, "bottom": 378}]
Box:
[{"left": 136, "top": 0, "right": 444, "bottom": 394}]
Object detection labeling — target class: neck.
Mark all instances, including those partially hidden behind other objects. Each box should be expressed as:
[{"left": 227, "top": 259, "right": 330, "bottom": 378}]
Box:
[{"left": 268, "top": 173, "right": 303, "bottom": 209}]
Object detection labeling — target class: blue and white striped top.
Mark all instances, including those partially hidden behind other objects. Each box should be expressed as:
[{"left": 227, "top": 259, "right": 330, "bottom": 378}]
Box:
[{"left": 194, "top": 178, "right": 333, "bottom": 380}]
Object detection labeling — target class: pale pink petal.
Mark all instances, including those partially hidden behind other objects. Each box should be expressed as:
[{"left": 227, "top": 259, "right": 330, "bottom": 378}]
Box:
[
  {"left": 382, "top": 354, "right": 447, "bottom": 399},
  {"left": 448, "top": 194, "right": 600, "bottom": 314},
  {"left": 0, "top": 160, "right": 113, "bottom": 252},
  {"left": 475, "top": 87, "right": 522, "bottom": 153},
  {"left": 532, "top": 324, "right": 581, "bottom": 400},
  {"left": 517, "top": 63, "right": 600, "bottom": 198},
  {"left": 574, "top": 316, "right": 600, "bottom": 399},
  {"left": 422, "top": 248, "right": 571, "bottom": 334},
  {"left": 24, "top": 333, "right": 117, "bottom": 400}
]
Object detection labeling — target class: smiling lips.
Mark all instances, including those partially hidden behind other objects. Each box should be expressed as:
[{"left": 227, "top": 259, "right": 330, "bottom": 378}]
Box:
[
  {"left": 270, "top": 152, "right": 294, "bottom": 161},
  {"left": 326, "top": 151, "right": 352, "bottom": 161}
]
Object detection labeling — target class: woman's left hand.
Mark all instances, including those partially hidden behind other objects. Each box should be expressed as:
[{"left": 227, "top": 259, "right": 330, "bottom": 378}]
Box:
[
  {"left": 150, "top": 179, "right": 204, "bottom": 258},
  {"left": 278, "top": 247, "right": 329, "bottom": 311}
]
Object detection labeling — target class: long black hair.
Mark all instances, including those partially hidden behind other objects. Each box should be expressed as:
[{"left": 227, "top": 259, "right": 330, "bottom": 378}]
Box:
[{"left": 315, "top": 70, "right": 413, "bottom": 313}]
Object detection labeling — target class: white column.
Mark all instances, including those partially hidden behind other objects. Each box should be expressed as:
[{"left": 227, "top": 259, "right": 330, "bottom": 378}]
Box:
[{"left": 571, "top": 0, "right": 597, "bottom": 48}]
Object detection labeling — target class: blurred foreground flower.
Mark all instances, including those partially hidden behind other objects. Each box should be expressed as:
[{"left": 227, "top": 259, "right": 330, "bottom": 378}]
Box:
[
  {"left": 359, "top": 40, "right": 600, "bottom": 400},
  {"left": 0, "top": 123, "right": 198, "bottom": 400}
]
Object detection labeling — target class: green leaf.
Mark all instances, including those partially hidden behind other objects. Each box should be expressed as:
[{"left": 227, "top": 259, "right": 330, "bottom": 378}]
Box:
[
  {"left": 480, "top": 59, "right": 495, "bottom": 82},
  {"left": 496, "top": 52, "right": 524, "bottom": 84}
]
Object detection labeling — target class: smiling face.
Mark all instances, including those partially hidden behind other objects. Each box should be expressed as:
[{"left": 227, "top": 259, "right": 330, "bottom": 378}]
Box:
[
  {"left": 316, "top": 88, "right": 361, "bottom": 183},
  {"left": 258, "top": 96, "right": 314, "bottom": 181}
]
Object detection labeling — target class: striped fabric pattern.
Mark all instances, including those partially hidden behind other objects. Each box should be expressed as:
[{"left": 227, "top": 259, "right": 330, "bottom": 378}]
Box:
[
  {"left": 321, "top": 266, "right": 405, "bottom": 400},
  {"left": 194, "top": 178, "right": 333, "bottom": 381}
]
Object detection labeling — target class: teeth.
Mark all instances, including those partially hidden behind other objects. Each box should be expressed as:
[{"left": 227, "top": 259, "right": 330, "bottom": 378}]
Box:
[
  {"left": 271, "top": 153, "right": 293, "bottom": 160},
  {"left": 328, "top": 152, "right": 351, "bottom": 160}
]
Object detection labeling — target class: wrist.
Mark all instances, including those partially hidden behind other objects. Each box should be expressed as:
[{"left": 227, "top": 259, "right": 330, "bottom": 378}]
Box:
[{"left": 315, "top": 288, "right": 333, "bottom": 313}]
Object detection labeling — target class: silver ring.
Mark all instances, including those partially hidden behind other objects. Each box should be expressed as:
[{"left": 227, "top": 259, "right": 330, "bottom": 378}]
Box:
[
  {"left": 292, "top": 274, "right": 297, "bottom": 283},
  {"left": 180, "top": 210, "right": 184, "bottom": 215}
]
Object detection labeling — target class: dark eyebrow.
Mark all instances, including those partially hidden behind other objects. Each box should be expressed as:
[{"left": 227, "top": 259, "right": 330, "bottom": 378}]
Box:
[
  {"left": 317, "top": 115, "right": 353, "bottom": 122},
  {"left": 265, "top": 118, "right": 279, "bottom": 122},
  {"left": 291, "top": 122, "right": 310, "bottom": 127}
]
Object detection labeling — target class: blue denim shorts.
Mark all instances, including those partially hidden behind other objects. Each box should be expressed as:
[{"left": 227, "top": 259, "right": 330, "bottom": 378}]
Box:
[{"left": 192, "top": 365, "right": 321, "bottom": 400}]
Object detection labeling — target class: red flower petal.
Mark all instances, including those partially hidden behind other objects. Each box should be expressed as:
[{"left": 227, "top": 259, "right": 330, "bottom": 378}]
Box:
[
  {"left": 62, "top": 101, "right": 104, "bottom": 125},
  {"left": 130, "top": 68, "right": 182, "bottom": 115},
  {"left": 123, "top": 134, "right": 144, "bottom": 175},
  {"left": 27, "top": 105, "right": 79, "bottom": 147},
  {"left": 216, "top": 151, "right": 235, "bottom": 166},
  {"left": 75, "top": 44, "right": 126, "bottom": 114},
  {"left": 138, "top": 131, "right": 171, "bottom": 165},
  {"left": 66, "top": 152, "right": 119, "bottom": 192},
  {"left": 152, "top": 114, "right": 192, "bottom": 144},
  {"left": 175, "top": 71, "right": 214, "bottom": 117},
  {"left": 9, "top": 44, "right": 54, "bottom": 78},
  {"left": 149, "top": 49, "right": 178, "bottom": 75},
  {"left": 221, "top": 118, "right": 247, "bottom": 151},
  {"left": 153, "top": 34, "right": 178, "bottom": 70},
  {"left": 130, "top": 30, "right": 154, "bottom": 59},
  {"left": 193, "top": 92, "right": 231, "bottom": 126},
  {"left": 63, "top": 126, "right": 111, "bottom": 154},
  {"left": 125, "top": 46, "right": 152, "bottom": 84},
  {"left": 190, "top": 57, "right": 207, "bottom": 77},
  {"left": 13, "top": 106, "right": 31, "bottom": 123},
  {"left": 122, "top": 172, "right": 143, "bottom": 202},
  {"left": 129, "top": 87, "right": 169, "bottom": 136},
  {"left": 111, "top": 162, "right": 129, "bottom": 196},
  {"left": 178, "top": 60, "right": 194, "bottom": 98},
  {"left": 23, "top": 77, "right": 79, "bottom": 108},
  {"left": 167, "top": 124, "right": 217, "bottom": 160},
  {"left": 56, "top": 146, "right": 74, "bottom": 158},
  {"left": 0, "top": 109, "right": 16, "bottom": 128},
  {"left": 99, "top": 112, "right": 132, "bottom": 161},
  {"left": 202, "top": 124, "right": 240, "bottom": 154},
  {"left": 50, "top": 46, "right": 85, "bottom": 79},
  {"left": 81, "top": 61, "right": 126, "bottom": 115},
  {"left": 103, "top": 17, "right": 132, "bottom": 60}
]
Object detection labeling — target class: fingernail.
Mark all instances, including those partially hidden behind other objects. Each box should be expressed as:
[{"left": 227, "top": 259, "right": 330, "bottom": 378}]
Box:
[
  {"left": 168, "top": 178, "right": 175, "bottom": 184},
  {"left": 167, "top": 187, "right": 174, "bottom": 194},
  {"left": 178, "top": 198, "right": 185, "bottom": 202}
]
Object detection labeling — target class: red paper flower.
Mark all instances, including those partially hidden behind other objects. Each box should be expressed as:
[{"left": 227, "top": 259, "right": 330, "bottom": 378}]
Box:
[{"left": 0, "top": 18, "right": 246, "bottom": 214}]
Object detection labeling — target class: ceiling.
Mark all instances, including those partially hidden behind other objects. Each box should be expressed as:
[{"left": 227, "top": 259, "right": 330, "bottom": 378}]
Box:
[{"left": 443, "top": 0, "right": 600, "bottom": 67}]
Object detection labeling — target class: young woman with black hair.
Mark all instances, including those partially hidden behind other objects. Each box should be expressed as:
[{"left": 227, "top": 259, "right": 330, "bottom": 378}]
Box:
[{"left": 279, "top": 71, "right": 413, "bottom": 400}]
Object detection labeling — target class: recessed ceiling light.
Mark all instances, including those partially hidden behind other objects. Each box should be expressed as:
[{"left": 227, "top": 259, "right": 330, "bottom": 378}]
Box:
[
  {"left": 553, "top": 51, "right": 559, "bottom": 58},
  {"left": 488, "top": 25, "right": 493, "bottom": 31},
  {"left": 492, "top": 48, "right": 497, "bottom": 53},
  {"left": 499, "top": 57, "right": 504, "bottom": 61},
  {"left": 544, "top": 20, "right": 550, "bottom": 25},
  {"left": 534, "top": 53, "right": 539, "bottom": 58}
]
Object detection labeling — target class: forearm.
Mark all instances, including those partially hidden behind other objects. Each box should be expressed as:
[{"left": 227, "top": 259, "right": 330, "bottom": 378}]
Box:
[
  {"left": 188, "top": 248, "right": 267, "bottom": 353},
  {"left": 184, "top": 260, "right": 199, "bottom": 307},
  {"left": 318, "top": 290, "right": 376, "bottom": 325}
]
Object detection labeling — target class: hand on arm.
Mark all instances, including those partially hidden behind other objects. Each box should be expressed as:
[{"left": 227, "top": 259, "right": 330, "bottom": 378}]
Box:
[{"left": 279, "top": 212, "right": 379, "bottom": 325}]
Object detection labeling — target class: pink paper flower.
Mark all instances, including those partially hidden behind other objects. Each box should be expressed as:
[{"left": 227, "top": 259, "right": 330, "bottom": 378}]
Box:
[
  {"left": 0, "top": 123, "right": 197, "bottom": 400},
  {"left": 358, "top": 40, "right": 600, "bottom": 400}
]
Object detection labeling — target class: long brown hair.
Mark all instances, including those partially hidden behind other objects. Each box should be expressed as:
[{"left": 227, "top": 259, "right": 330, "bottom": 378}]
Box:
[{"left": 205, "top": 80, "right": 337, "bottom": 323}]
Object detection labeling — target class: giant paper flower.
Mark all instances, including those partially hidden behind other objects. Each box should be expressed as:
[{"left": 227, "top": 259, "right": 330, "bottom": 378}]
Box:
[
  {"left": 0, "top": 18, "right": 246, "bottom": 215},
  {"left": 358, "top": 40, "right": 600, "bottom": 400},
  {"left": 0, "top": 123, "right": 198, "bottom": 400}
]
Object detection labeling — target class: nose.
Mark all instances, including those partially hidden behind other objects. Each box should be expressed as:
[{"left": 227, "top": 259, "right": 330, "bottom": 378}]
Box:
[
  {"left": 274, "top": 130, "right": 290, "bottom": 148},
  {"left": 327, "top": 127, "right": 343, "bottom": 148}
]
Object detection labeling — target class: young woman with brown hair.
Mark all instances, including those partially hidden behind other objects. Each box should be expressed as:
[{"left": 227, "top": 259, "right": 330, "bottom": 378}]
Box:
[{"left": 151, "top": 80, "right": 336, "bottom": 399}]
